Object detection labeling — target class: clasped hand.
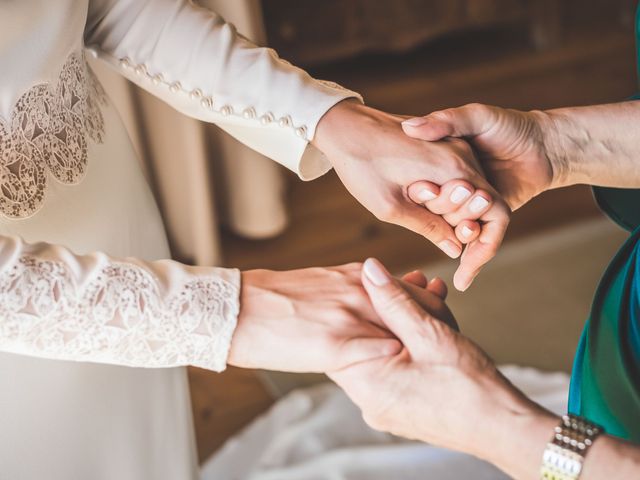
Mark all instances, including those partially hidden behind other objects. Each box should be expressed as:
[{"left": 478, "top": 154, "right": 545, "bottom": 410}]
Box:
[{"left": 313, "top": 100, "right": 513, "bottom": 291}]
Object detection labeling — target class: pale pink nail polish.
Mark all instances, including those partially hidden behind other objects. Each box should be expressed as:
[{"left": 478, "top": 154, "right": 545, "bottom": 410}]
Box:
[
  {"left": 461, "top": 225, "right": 474, "bottom": 238},
  {"left": 469, "top": 196, "right": 490, "bottom": 213},
  {"left": 450, "top": 186, "right": 472, "bottom": 204},
  {"left": 417, "top": 188, "right": 437, "bottom": 202},
  {"left": 363, "top": 258, "right": 390, "bottom": 286},
  {"left": 438, "top": 240, "right": 462, "bottom": 258}
]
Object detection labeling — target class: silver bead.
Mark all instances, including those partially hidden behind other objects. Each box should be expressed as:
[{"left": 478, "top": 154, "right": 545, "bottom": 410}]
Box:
[
  {"left": 134, "top": 64, "right": 147, "bottom": 76},
  {"left": 260, "top": 112, "right": 274, "bottom": 125},
  {"left": 278, "top": 115, "right": 292, "bottom": 128},
  {"left": 243, "top": 107, "right": 256, "bottom": 119},
  {"left": 169, "top": 82, "right": 182, "bottom": 93},
  {"left": 295, "top": 126, "right": 307, "bottom": 138},
  {"left": 200, "top": 97, "right": 213, "bottom": 109},
  {"left": 119, "top": 57, "right": 131, "bottom": 68},
  {"left": 190, "top": 88, "right": 203, "bottom": 100},
  {"left": 220, "top": 105, "right": 233, "bottom": 116},
  {"left": 151, "top": 74, "right": 163, "bottom": 86}
]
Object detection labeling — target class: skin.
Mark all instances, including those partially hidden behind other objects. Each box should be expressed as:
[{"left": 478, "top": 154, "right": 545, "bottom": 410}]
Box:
[
  {"left": 330, "top": 258, "right": 640, "bottom": 480},
  {"left": 328, "top": 101, "right": 640, "bottom": 478},
  {"left": 227, "top": 262, "right": 457, "bottom": 373},
  {"left": 403, "top": 101, "right": 640, "bottom": 210},
  {"left": 312, "top": 99, "right": 511, "bottom": 291}
]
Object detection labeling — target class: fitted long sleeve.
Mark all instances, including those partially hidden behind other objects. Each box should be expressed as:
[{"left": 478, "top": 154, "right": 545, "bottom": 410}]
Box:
[
  {"left": 0, "top": 235, "right": 240, "bottom": 371},
  {"left": 84, "top": 0, "right": 363, "bottom": 180}
]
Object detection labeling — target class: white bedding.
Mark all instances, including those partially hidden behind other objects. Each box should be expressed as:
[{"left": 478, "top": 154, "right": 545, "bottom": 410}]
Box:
[{"left": 202, "top": 365, "right": 570, "bottom": 480}]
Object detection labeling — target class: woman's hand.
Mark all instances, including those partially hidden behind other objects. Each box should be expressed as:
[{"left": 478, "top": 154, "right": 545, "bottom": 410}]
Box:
[
  {"left": 329, "top": 258, "right": 558, "bottom": 478},
  {"left": 330, "top": 258, "right": 640, "bottom": 480},
  {"left": 227, "top": 263, "right": 456, "bottom": 373},
  {"left": 402, "top": 103, "right": 555, "bottom": 211},
  {"left": 314, "top": 100, "right": 511, "bottom": 291}
]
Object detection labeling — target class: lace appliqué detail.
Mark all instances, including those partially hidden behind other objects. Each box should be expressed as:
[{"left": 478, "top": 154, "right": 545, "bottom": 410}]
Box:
[
  {"left": 0, "top": 52, "right": 108, "bottom": 219},
  {"left": 0, "top": 257, "right": 239, "bottom": 371}
]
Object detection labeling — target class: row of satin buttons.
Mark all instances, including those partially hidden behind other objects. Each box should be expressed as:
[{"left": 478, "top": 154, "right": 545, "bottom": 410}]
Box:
[{"left": 117, "top": 56, "right": 309, "bottom": 140}]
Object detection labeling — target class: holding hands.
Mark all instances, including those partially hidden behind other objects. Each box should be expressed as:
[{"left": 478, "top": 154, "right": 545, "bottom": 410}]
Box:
[
  {"left": 330, "top": 258, "right": 558, "bottom": 479},
  {"left": 313, "top": 100, "right": 511, "bottom": 291},
  {"left": 228, "top": 263, "right": 456, "bottom": 373},
  {"left": 402, "top": 103, "right": 556, "bottom": 211}
]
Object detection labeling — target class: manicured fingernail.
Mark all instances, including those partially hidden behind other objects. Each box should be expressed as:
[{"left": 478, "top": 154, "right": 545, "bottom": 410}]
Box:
[
  {"left": 417, "top": 188, "right": 437, "bottom": 202},
  {"left": 438, "top": 240, "right": 462, "bottom": 258},
  {"left": 402, "top": 117, "right": 428, "bottom": 127},
  {"left": 469, "top": 196, "right": 490, "bottom": 213},
  {"left": 363, "top": 258, "right": 391, "bottom": 286},
  {"left": 461, "top": 225, "right": 474, "bottom": 238},
  {"left": 450, "top": 186, "right": 472, "bottom": 204}
]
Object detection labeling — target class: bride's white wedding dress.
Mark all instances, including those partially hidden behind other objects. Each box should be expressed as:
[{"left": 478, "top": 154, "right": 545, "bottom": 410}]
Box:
[{"left": 0, "top": 1, "right": 359, "bottom": 478}]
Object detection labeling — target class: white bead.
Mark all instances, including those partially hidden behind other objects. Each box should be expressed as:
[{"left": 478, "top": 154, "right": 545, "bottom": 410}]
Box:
[
  {"left": 86, "top": 47, "right": 98, "bottom": 59},
  {"left": 260, "top": 112, "right": 274, "bottom": 125},
  {"left": 220, "top": 105, "right": 233, "bottom": 116},
  {"left": 200, "top": 97, "right": 213, "bottom": 109},
  {"left": 169, "top": 82, "right": 182, "bottom": 93},
  {"left": 243, "top": 107, "right": 256, "bottom": 119},
  {"left": 190, "top": 89, "right": 203, "bottom": 100},
  {"left": 295, "top": 126, "right": 307, "bottom": 138},
  {"left": 278, "top": 115, "right": 292, "bottom": 128},
  {"left": 134, "top": 64, "right": 147, "bottom": 76},
  {"left": 119, "top": 57, "right": 131, "bottom": 68},
  {"left": 151, "top": 74, "right": 163, "bottom": 86}
]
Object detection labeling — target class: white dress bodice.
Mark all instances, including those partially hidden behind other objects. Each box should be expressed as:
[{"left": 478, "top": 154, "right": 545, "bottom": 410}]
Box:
[{"left": 0, "top": 1, "right": 359, "bottom": 478}]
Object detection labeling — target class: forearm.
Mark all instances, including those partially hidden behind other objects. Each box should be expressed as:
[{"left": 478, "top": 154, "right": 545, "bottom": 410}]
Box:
[
  {"left": 539, "top": 101, "right": 640, "bottom": 189},
  {"left": 479, "top": 399, "right": 640, "bottom": 479},
  {"left": 0, "top": 236, "right": 240, "bottom": 371}
]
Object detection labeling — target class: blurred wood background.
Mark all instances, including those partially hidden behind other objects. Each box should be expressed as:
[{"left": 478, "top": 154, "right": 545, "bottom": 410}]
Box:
[{"left": 190, "top": 0, "right": 637, "bottom": 463}]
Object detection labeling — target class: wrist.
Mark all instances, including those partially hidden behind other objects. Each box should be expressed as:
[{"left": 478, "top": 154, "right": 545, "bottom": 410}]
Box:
[
  {"left": 531, "top": 109, "right": 576, "bottom": 190},
  {"left": 227, "top": 269, "right": 280, "bottom": 368},
  {"left": 312, "top": 99, "right": 391, "bottom": 165},
  {"left": 470, "top": 375, "right": 558, "bottom": 479}
]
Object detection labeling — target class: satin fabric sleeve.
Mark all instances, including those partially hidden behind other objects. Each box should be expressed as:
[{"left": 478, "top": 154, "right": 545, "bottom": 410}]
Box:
[
  {"left": 0, "top": 235, "right": 240, "bottom": 372},
  {"left": 83, "top": 0, "right": 363, "bottom": 180}
]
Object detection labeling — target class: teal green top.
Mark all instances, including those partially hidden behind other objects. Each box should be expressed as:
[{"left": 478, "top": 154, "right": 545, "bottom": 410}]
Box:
[{"left": 566, "top": 5, "right": 640, "bottom": 441}]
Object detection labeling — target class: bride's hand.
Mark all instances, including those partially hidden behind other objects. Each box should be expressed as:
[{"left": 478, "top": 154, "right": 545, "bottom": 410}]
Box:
[
  {"left": 227, "top": 263, "right": 456, "bottom": 373},
  {"left": 313, "top": 100, "right": 510, "bottom": 291}
]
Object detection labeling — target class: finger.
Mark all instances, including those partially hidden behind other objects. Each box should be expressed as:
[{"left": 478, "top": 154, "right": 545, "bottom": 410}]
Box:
[
  {"left": 401, "top": 270, "right": 428, "bottom": 288},
  {"left": 443, "top": 191, "right": 492, "bottom": 227},
  {"left": 453, "top": 201, "right": 511, "bottom": 291},
  {"left": 402, "top": 280, "right": 458, "bottom": 331},
  {"left": 455, "top": 220, "right": 480, "bottom": 244},
  {"left": 427, "top": 277, "right": 448, "bottom": 300},
  {"left": 396, "top": 203, "right": 462, "bottom": 259},
  {"left": 405, "top": 180, "right": 440, "bottom": 204},
  {"left": 401, "top": 103, "right": 495, "bottom": 141},
  {"left": 335, "top": 337, "right": 403, "bottom": 370},
  {"left": 361, "top": 258, "right": 436, "bottom": 351},
  {"left": 409, "top": 179, "right": 475, "bottom": 217}
]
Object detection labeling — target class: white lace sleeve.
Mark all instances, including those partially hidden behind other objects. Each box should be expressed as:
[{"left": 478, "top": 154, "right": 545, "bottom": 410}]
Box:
[
  {"left": 84, "top": 0, "right": 363, "bottom": 180},
  {"left": 0, "top": 236, "right": 240, "bottom": 371}
]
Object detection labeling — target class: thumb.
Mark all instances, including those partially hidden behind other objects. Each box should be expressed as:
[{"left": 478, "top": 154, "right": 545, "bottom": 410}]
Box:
[
  {"left": 361, "top": 258, "right": 432, "bottom": 352},
  {"left": 401, "top": 103, "right": 493, "bottom": 141}
]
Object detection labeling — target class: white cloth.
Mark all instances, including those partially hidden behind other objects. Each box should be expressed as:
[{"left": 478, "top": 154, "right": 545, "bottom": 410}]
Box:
[
  {"left": 203, "top": 366, "right": 571, "bottom": 480},
  {"left": 0, "top": 1, "right": 359, "bottom": 478}
]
